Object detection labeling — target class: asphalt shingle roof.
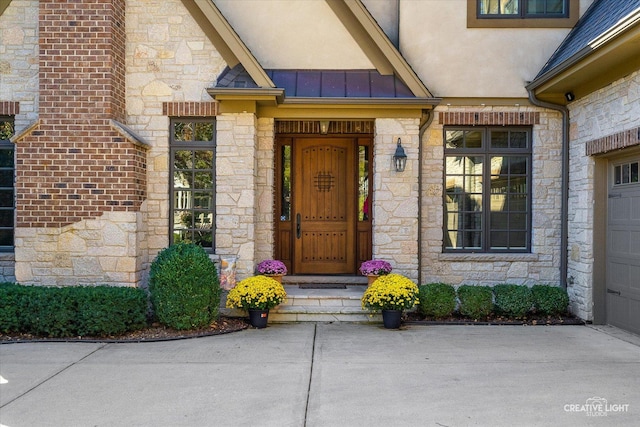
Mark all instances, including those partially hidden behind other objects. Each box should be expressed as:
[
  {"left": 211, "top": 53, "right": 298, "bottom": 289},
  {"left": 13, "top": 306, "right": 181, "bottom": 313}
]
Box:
[{"left": 537, "top": 0, "right": 640, "bottom": 78}]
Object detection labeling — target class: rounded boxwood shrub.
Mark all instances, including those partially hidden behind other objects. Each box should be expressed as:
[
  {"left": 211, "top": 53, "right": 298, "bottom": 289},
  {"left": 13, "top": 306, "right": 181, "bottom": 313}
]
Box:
[
  {"left": 457, "top": 285, "right": 493, "bottom": 320},
  {"left": 418, "top": 283, "right": 456, "bottom": 318},
  {"left": 493, "top": 284, "right": 533, "bottom": 318},
  {"left": 532, "top": 285, "right": 569, "bottom": 316},
  {"left": 149, "top": 243, "right": 221, "bottom": 330}
]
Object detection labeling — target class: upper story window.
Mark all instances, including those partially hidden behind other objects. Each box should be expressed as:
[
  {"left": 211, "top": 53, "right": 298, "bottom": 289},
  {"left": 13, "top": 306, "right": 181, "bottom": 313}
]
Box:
[
  {"left": 468, "top": 0, "right": 578, "bottom": 28},
  {"left": 479, "top": 0, "right": 568, "bottom": 18},
  {"left": 0, "top": 117, "right": 14, "bottom": 251},
  {"left": 170, "top": 118, "right": 216, "bottom": 251},
  {"left": 444, "top": 127, "right": 532, "bottom": 253}
]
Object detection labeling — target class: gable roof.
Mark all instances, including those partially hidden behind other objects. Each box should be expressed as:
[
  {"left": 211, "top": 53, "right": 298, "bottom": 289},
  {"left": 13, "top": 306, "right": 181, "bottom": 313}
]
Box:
[
  {"left": 528, "top": 0, "right": 640, "bottom": 104},
  {"left": 185, "top": 0, "right": 436, "bottom": 105}
]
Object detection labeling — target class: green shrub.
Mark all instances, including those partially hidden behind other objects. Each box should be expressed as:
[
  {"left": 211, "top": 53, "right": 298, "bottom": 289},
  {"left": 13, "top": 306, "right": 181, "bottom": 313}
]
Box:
[
  {"left": 493, "top": 284, "right": 533, "bottom": 318},
  {"left": 24, "top": 286, "right": 77, "bottom": 337},
  {"left": 0, "top": 283, "right": 148, "bottom": 338},
  {"left": 532, "top": 285, "right": 569, "bottom": 316},
  {"left": 0, "top": 282, "right": 29, "bottom": 333},
  {"left": 457, "top": 285, "right": 493, "bottom": 320},
  {"left": 149, "top": 243, "right": 221, "bottom": 330},
  {"left": 418, "top": 283, "right": 456, "bottom": 318},
  {"left": 75, "top": 286, "right": 148, "bottom": 336}
]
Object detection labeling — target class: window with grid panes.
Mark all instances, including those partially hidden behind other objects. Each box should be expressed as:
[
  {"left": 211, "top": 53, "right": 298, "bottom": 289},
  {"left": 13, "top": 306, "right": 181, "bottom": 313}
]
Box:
[
  {"left": 444, "top": 127, "right": 531, "bottom": 252},
  {"left": 170, "top": 119, "right": 216, "bottom": 251},
  {"left": 0, "top": 117, "right": 14, "bottom": 251},
  {"left": 478, "top": 0, "right": 568, "bottom": 18}
]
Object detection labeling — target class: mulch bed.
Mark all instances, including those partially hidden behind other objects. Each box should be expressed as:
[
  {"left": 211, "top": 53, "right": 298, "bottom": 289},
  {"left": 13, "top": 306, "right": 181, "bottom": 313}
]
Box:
[
  {"left": 404, "top": 311, "right": 585, "bottom": 326},
  {"left": 0, "top": 316, "right": 249, "bottom": 344},
  {"left": 1, "top": 313, "right": 586, "bottom": 343}
]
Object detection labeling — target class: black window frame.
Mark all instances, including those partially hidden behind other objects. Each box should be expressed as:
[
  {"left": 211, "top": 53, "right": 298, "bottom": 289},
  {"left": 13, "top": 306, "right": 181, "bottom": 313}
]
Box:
[
  {"left": 467, "top": 0, "right": 580, "bottom": 28},
  {"left": 443, "top": 126, "right": 532, "bottom": 253},
  {"left": 477, "top": 0, "right": 569, "bottom": 19},
  {"left": 0, "top": 116, "right": 15, "bottom": 252},
  {"left": 169, "top": 118, "right": 216, "bottom": 252}
]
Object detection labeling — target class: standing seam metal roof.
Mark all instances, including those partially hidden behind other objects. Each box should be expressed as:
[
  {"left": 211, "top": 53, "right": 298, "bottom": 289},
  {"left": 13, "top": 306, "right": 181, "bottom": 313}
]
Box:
[{"left": 216, "top": 65, "right": 416, "bottom": 99}]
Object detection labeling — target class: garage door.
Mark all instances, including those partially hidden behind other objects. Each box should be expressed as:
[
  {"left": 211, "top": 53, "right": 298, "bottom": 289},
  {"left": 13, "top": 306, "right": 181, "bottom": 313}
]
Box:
[{"left": 607, "top": 159, "right": 640, "bottom": 335}]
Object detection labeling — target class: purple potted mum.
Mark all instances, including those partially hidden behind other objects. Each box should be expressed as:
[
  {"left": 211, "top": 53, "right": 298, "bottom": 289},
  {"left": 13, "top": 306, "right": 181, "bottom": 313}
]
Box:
[
  {"left": 256, "top": 259, "right": 287, "bottom": 278},
  {"left": 359, "top": 259, "right": 392, "bottom": 276}
]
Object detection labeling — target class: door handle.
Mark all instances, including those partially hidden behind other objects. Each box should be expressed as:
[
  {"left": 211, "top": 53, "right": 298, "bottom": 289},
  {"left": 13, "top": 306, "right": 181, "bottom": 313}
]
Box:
[
  {"left": 607, "top": 289, "right": 621, "bottom": 295},
  {"left": 296, "top": 213, "right": 301, "bottom": 239}
]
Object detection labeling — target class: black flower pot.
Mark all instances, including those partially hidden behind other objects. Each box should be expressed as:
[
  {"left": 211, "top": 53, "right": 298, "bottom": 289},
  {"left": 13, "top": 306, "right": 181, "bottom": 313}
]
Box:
[
  {"left": 248, "top": 309, "right": 269, "bottom": 328},
  {"left": 382, "top": 309, "right": 402, "bottom": 329}
]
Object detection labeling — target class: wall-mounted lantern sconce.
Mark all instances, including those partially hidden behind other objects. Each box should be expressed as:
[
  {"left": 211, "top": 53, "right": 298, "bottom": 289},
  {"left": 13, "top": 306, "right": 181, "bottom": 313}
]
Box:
[
  {"left": 564, "top": 92, "right": 575, "bottom": 102},
  {"left": 319, "top": 120, "right": 330, "bottom": 134},
  {"left": 393, "top": 138, "right": 407, "bottom": 172}
]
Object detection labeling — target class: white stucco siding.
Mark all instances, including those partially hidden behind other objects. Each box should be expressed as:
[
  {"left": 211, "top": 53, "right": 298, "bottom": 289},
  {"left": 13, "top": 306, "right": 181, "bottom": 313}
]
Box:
[
  {"left": 399, "top": 0, "right": 591, "bottom": 98},
  {"left": 213, "top": 0, "right": 373, "bottom": 69}
]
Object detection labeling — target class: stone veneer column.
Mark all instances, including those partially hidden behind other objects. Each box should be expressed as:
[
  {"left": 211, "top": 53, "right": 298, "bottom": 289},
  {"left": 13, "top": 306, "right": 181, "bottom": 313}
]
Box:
[
  {"left": 255, "top": 118, "right": 275, "bottom": 264},
  {"left": 373, "top": 118, "right": 420, "bottom": 282},
  {"left": 215, "top": 113, "right": 258, "bottom": 279}
]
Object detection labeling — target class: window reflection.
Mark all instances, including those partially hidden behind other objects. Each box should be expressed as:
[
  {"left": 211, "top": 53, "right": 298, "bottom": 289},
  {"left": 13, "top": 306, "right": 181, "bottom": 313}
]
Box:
[
  {"left": 445, "top": 127, "right": 530, "bottom": 251},
  {"left": 359, "top": 145, "right": 370, "bottom": 221},
  {"left": 281, "top": 145, "right": 291, "bottom": 221},
  {"left": 170, "top": 119, "right": 215, "bottom": 249}
]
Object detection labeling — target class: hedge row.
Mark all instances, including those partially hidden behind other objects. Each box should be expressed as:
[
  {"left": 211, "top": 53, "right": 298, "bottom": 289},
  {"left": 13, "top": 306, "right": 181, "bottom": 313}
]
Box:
[
  {"left": 0, "top": 283, "right": 148, "bottom": 338},
  {"left": 418, "top": 283, "right": 569, "bottom": 320},
  {"left": 0, "top": 244, "right": 222, "bottom": 338}
]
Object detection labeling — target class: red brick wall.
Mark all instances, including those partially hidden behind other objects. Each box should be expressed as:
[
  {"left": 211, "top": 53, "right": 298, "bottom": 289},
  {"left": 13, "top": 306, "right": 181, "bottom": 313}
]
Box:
[{"left": 17, "top": 0, "right": 146, "bottom": 229}]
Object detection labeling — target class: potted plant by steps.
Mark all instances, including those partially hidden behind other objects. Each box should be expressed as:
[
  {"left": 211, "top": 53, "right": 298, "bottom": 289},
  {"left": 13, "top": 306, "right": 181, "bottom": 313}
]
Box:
[
  {"left": 361, "top": 273, "right": 419, "bottom": 329},
  {"left": 255, "top": 259, "right": 288, "bottom": 283},
  {"left": 359, "top": 259, "right": 393, "bottom": 286},
  {"left": 226, "top": 275, "right": 287, "bottom": 328}
]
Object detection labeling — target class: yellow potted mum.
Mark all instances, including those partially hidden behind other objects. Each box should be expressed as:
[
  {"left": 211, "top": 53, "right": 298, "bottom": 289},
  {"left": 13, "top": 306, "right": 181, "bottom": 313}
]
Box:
[
  {"left": 361, "top": 273, "right": 419, "bottom": 329},
  {"left": 226, "top": 275, "right": 287, "bottom": 328}
]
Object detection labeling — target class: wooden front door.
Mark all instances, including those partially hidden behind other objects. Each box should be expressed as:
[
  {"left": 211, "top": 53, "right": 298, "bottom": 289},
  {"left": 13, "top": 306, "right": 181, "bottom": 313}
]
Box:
[{"left": 293, "top": 138, "right": 356, "bottom": 274}]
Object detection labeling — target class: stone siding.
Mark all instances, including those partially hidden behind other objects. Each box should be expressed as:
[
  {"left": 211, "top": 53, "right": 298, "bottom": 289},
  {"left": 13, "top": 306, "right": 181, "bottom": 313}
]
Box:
[
  {"left": 373, "top": 118, "right": 420, "bottom": 282},
  {"left": 15, "top": 212, "right": 141, "bottom": 286},
  {"left": 421, "top": 105, "right": 563, "bottom": 287},
  {"left": 0, "top": 0, "right": 39, "bottom": 130},
  {"left": 215, "top": 114, "right": 258, "bottom": 279},
  {"left": 126, "top": 0, "right": 227, "bottom": 282},
  {"left": 566, "top": 69, "right": 640, "bottom": 320},
  {"left": 255, "top": 118, "right": 276, "bottom": 267}
]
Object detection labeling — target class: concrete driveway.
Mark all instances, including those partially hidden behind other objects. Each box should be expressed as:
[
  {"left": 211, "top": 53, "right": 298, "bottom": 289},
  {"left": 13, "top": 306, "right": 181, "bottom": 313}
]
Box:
[{"left": 1, "top": 323, "right": 639, "bottom": 426}]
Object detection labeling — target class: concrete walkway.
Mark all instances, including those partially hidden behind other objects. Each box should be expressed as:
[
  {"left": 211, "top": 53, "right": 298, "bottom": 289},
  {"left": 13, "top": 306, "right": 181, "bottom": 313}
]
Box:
[{"left": 1, "top": 323, "right": 639, "bottom": 426}]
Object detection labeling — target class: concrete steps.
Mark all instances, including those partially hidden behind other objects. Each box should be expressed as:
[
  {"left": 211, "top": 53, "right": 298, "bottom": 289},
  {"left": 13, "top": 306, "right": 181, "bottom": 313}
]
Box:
[
  {"left": 269, "top": 284, "right": 380, "bottom": 322},
  {"left": 222, "top": 276, "right": 381, "bottom": 323}
]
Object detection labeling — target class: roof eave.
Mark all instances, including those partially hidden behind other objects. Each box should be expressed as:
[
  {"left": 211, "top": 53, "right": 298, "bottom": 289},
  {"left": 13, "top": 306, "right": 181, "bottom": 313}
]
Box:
[
  {"left": 527, "top": 8, "right": 640, "bottom": 104},
  {"left": 183, "top": 0, "right": 275, "bottom": 88}
]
